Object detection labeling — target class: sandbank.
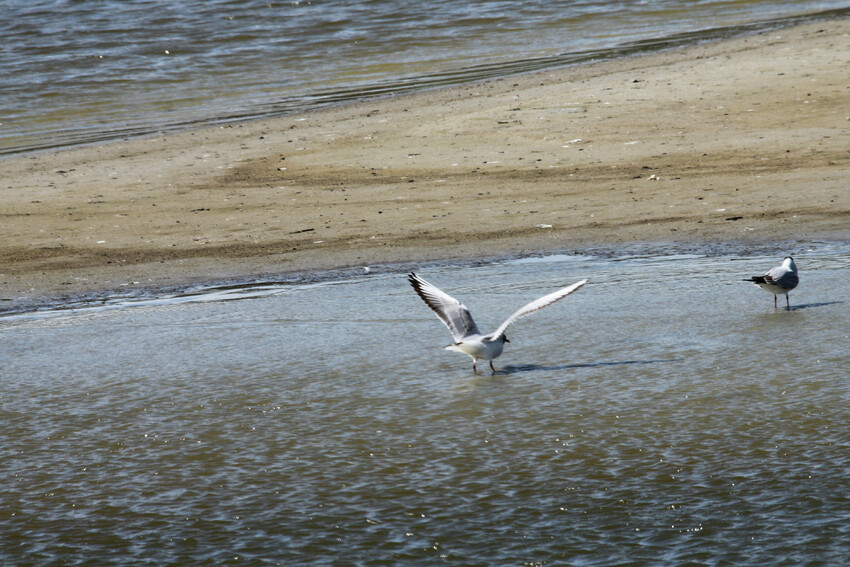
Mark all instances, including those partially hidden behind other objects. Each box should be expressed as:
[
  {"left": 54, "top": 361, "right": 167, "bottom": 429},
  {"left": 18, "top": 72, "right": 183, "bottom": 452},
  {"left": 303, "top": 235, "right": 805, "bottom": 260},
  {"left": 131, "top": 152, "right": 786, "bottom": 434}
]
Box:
[{"left": 1, "top": 18, "right": 848, "bottom": 311}]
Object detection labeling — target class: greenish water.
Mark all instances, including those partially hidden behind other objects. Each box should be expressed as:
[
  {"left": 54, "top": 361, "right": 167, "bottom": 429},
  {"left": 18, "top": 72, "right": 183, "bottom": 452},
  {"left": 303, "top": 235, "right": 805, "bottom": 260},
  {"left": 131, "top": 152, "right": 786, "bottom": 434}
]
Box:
[{"left": 1, "top": 244, "right": 848, "bottom": 564}]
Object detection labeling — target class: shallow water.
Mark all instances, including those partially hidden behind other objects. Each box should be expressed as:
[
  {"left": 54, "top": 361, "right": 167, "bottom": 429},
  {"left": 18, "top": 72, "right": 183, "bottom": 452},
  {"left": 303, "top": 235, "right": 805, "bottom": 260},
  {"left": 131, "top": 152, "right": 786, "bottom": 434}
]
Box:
[
  {"left": 2, "top": 0, "right": 848, "bottom": 154},
  {"left": 1, "top": 244, "right": 848, "bottom": 564}
]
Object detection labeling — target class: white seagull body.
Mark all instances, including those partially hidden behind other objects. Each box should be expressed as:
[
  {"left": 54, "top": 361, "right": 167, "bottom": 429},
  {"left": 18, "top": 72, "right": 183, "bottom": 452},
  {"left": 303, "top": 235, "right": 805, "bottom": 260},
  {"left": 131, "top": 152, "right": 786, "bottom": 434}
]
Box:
[
  {"left": 744, "top": 256, "right": 799, "bottom": 309},
  {"left": 408, "top": 272, "right": 587, "bottom": 373}
]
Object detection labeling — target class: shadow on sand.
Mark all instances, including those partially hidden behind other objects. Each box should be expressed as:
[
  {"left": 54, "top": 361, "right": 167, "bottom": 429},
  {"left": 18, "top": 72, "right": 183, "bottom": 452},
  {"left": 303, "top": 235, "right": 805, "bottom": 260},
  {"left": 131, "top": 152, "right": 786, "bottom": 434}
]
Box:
[{"left": 498, "top": 358, "right": 681, "bottom": 375}]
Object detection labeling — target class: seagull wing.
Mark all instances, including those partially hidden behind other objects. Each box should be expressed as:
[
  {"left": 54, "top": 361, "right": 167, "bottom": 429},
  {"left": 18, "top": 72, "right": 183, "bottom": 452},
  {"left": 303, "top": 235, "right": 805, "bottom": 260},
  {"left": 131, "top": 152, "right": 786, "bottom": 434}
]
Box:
[
  {"left": 490, "top": 279, "right": 587, "bottom": 339},
  {"left": 765, "top": 265, "right": 799, "bottom": 290},
  {"left": 409, "top": 273, "right": 480, "bottom": 341}
]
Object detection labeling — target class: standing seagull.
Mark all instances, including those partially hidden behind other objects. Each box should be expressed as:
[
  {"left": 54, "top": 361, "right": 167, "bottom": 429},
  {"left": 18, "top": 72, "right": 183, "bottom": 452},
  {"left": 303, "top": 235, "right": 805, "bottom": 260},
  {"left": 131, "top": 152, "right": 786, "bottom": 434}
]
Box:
[
  {"left": 744, "top": 256, "right": 799, "bottom": 309},
  {"left": 408, "top": 273, "right": 587, "bottom": 373}
]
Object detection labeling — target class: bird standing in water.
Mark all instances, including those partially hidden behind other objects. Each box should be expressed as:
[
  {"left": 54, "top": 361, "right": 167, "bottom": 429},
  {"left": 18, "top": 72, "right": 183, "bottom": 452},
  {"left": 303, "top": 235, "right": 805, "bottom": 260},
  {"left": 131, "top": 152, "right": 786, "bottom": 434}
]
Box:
[
  {"left": 744, "top": 256, "right": 799, "bottom": 309},
  {"left": 408, "top": 273, "right": 587, "bottom": 373}
]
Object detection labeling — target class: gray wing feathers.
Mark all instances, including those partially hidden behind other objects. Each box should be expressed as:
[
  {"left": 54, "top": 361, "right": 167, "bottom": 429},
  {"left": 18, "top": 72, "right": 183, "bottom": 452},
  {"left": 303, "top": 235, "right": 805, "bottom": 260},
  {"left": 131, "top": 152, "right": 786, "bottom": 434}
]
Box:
[
  {"left": 765, "top": 266, "right": 798, "bottom": 290},
  {"left": 408, "top": 273, "right": 480, "bottom": 341},
  {"left": 491, "top": 279, "right": 587, "bottom": 339}
]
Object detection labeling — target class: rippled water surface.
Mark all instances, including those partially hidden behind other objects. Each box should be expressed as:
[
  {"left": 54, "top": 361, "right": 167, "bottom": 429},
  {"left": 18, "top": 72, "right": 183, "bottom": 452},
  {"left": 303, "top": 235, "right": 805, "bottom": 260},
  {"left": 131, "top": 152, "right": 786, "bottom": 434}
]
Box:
[
  {"left": 2, "top": 0, "right": 849, "bottom": 154},
  {"left": 2, "top": 244, "right": 849, "bottom": 564}
]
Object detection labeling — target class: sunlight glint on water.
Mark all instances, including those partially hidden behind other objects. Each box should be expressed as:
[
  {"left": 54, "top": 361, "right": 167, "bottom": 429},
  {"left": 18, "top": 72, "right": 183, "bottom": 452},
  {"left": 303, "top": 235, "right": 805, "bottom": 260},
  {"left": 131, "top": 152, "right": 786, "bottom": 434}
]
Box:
[{"left": 1, "top": 245, "right": 848, "bottom": 563}]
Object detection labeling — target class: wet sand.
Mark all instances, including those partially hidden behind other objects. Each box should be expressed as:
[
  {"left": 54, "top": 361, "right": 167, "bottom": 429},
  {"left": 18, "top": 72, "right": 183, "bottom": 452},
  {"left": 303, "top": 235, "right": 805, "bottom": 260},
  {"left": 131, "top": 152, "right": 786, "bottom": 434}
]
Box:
[{"left": 1, "top": 18, "right": 848, "bottom": 310}]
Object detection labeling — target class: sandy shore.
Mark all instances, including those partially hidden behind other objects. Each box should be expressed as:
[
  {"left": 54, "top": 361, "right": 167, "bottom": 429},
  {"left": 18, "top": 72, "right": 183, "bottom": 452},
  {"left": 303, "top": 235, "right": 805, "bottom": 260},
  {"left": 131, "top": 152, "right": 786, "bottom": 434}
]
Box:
[{"left": 2, "top": 18, "right": 848, "bottom": 310}]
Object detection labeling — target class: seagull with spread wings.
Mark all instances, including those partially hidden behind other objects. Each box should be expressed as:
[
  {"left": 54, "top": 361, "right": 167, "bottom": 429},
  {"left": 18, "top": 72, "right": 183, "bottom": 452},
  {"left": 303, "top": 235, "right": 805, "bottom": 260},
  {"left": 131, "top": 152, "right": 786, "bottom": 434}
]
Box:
[{"left": 408, "top": 272, "right": 587, "bottom": 373}]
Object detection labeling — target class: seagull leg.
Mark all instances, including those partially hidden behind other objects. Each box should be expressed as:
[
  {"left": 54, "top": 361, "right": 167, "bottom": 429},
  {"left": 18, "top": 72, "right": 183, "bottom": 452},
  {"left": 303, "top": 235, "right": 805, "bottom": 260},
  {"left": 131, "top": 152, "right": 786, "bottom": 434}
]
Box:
[
  {"left": 786, "top": 295, "right": 791, "bottom": 310},
  {"left": 472, "top": 361, "right": 478, "bottom": 374},
  {"left": 490, "top": 360, "right": 496, "bottom": 374},
  {"left": 774, "top": 295, "right": 778, "bottom": 308}
]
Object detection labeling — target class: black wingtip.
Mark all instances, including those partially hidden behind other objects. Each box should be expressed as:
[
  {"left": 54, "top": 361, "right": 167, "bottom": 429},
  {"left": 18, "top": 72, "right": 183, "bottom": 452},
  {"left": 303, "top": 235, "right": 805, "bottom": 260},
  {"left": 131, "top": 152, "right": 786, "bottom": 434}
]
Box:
[{"left": 408, "top": 272, "right": 425, "bottom": 293}]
